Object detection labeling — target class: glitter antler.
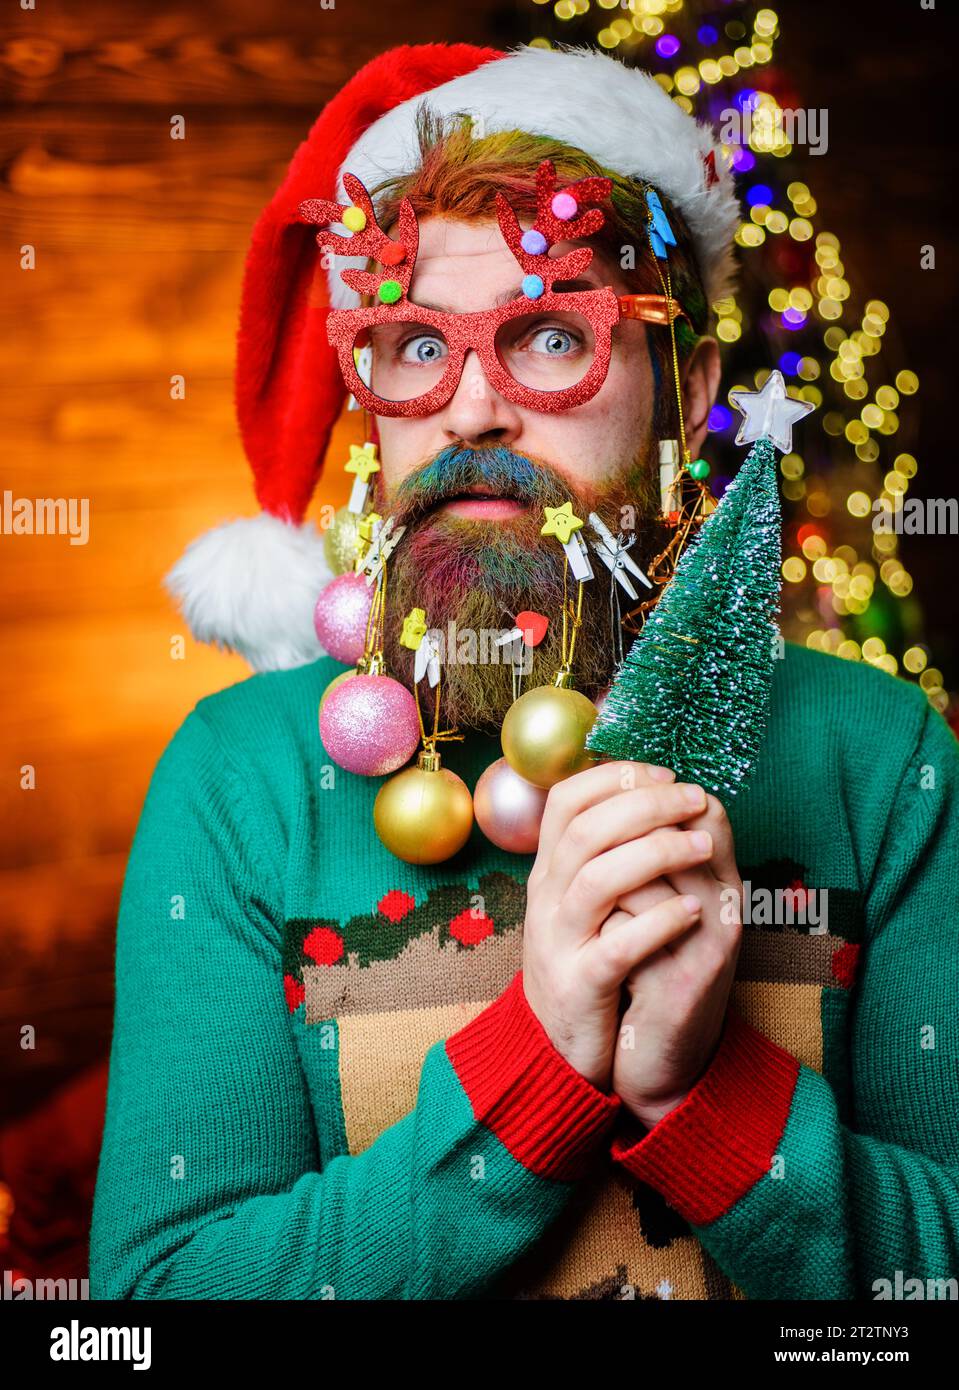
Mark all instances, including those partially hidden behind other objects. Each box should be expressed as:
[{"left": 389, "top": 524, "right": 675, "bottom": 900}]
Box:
[
  {"left": 298, "top": 172, "right": 419, "bottom": 302},
  {"left": 495, "top": 159, "right": 614, "bottom": 291}
]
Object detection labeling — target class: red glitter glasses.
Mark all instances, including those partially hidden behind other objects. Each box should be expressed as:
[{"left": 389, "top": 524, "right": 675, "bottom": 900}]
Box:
[{"left": 299, "top": 159, "right": 689, "bottom": 417}]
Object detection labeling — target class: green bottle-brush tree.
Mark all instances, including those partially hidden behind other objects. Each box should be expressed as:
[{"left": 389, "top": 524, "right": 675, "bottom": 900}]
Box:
[{"left": 586, "top": 436, "right": 782, "bottom": 804}]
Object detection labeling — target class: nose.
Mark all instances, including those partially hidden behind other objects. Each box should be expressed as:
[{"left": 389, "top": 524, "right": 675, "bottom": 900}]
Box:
[{"left": 439, "top": 349, "right": 523, "bottom": 448}]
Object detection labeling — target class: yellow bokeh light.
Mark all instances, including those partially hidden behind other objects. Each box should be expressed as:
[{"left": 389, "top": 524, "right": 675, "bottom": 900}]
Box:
[
  {"left": 801, "top": 533, "right": 827, "bottom": 559},
  {"left": 674, "top": 65, "right": 701, "bottom": 95},
  {"left": 896, "top": 369, "right": 919, "bottom": 394},
  {"left": 782, "top": 557, "right": 807, "bottom": 583},
  {"left": 737, "top": 223, "right": 765, "bottom": 247},
  {"left": 847, "top": 491, "right": 871, "bottom": 518}
]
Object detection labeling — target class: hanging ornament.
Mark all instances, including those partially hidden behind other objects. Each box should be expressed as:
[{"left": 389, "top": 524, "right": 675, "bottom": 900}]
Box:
[
  {"left": 373, "top": 748, "right": 473, "bottom": 864},
  {"left": 320, "top": 672, "right": 419, "bottom": 775},
  {"left": 312, "top": 571, "right": 373, "bottom": 665},
  {"left": 473, "top": 757, "right": 548, "bottom": 854},
  {"left": 373, "top": 605, "right": 471, "bottom": 864},
  {"left": 319, "top": 515, "right": 419, "bottom": 776},
  {"left": 322, "top": 504, "right": 364, "bottom": 575},
  {"left": 500, "top": 507, "right": 598, "bottom": 790},
  {"left": 501, "top": 683, "right": 597, "bottom": 789}
]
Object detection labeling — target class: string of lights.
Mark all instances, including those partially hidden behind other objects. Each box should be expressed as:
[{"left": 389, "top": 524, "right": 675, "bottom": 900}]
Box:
[{"left": 525, "top": 0, "right": 949, "bottom": 715}]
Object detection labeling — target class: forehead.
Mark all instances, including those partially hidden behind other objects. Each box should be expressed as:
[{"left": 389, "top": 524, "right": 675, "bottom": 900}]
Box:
[{"left": 406, "top": 215, "right": 616, "bottom": 312}]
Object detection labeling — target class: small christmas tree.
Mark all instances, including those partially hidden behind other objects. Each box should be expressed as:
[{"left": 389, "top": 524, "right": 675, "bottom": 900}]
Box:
[{"left": 586, "top": 435, "right": 781, "bottom": 804}]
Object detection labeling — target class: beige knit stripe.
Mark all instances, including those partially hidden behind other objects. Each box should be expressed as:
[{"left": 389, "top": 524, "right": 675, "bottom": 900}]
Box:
[
  {"left": 303, "top": 920, "right": 846, "bottom": 1023},
  {"left": 737, "top": 928, "right": 847, "bottom": 985},
  {"left": 303, "top": 921, "right": 524, "bottom": 1022}
]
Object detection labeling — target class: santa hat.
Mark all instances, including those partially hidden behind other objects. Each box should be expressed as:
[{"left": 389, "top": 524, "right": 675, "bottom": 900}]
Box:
[{"left": 165, "top": 41, "right": 741, "bottom": 673}]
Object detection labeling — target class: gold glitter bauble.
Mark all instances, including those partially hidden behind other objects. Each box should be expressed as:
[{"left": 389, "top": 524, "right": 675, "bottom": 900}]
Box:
[
  {"left": 501, "top": 684, "right": 598, "bottom": 789},
  {"left": 323, "top": 506, "right": 364, "bottom": 575},
  {"left": 373, "top": 757, "right": 474, "bottom": 864}
]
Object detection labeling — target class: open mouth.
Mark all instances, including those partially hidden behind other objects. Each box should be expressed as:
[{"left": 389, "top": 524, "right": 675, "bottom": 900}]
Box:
[{"left": 438, "top": 485, "right": 529, "bottom": 519}]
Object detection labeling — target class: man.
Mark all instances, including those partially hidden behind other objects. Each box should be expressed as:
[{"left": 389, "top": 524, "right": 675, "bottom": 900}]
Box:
[{"left": 90, "top": 42, "right": 959, "bottom": 1301}]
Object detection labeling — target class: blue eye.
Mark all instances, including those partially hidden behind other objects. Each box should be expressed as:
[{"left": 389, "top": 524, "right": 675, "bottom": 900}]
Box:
[
  {"left": 527, "top": 325, "right": 582, "bottom": 356},
  {"left": 399, "top": 334, "right": 447, "bottom": 364}
]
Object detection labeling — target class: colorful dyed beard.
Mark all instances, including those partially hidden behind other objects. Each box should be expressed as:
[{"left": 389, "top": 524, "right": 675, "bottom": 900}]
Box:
[{"left": 376, "top": 442, "right": 661, "bottom": 734}]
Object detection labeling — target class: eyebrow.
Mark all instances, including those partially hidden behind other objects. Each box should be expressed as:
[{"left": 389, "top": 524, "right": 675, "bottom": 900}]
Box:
[{"left": 409, "top": 276, "right": 601, "bottom": 313}]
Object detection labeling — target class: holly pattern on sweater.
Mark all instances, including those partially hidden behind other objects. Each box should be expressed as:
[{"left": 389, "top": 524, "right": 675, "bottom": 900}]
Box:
[{"left": 89, "top": 643, "right": 959, "bottom": 1300}]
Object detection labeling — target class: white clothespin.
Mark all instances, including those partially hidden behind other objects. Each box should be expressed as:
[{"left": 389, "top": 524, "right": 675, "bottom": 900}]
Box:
[
  {"left": 415, "top": 631, "right": 442, "bottom": 688},
  {"left": 360, "top": 516, "right": 406, "bottom": 585},
  {"left": 658, "top": 440, "right": 680, "bottom": 517},
  {"left": 587, "top": 512, "right": 652, "bottom": 598},
  {"left": 345, "top": 441, "right": 380, "bottom": 515}
]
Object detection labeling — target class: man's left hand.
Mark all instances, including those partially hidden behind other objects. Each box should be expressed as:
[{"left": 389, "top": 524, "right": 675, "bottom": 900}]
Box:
[{"left": 601, "top": 789, "right": 744, "bottom": 1130}]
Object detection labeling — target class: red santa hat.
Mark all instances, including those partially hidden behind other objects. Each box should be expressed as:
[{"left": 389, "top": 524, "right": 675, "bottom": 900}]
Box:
[{"left": 165, "top": 41, "right": 741, "bottom": 672}]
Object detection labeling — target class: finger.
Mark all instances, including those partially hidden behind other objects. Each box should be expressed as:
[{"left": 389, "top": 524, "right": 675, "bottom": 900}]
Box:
[
  {"left": 546, "top": 781, "right": 708, "bottom": 902},
  {"left": 534, "top": 760, "right": 675, "bottom": 870},
  {"left": 560, "top": 827, "right": 713, "bottom": 941},
  {"left": 615, "top": 874, "right": 683, "bottom": 920},
  {"left": 681, "top": 793, "right": 740, "bottom": 885},
  {"left": 592, "top": 892, "right": 703, "bottom": 985}
]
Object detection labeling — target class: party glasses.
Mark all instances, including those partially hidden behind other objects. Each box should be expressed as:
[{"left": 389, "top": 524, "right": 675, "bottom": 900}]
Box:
[{"left": 299, "top": 158, "right": 689, "bottom": 417}]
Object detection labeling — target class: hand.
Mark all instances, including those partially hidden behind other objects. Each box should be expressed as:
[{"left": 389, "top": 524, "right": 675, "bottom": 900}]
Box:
[
  {"left": 603, "top": 791, "right": 743, "bottom": 1128},
  {"left": 521, "top": 760, "right": 715, "bottom": 1092}
]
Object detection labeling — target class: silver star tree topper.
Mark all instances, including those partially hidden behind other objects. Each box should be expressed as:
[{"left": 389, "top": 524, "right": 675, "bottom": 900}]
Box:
[{"left": 729, "top": 367, "right": 816, "bottom": 454}]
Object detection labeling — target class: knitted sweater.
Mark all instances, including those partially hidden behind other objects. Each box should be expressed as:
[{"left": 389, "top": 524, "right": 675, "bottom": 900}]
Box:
[{"left": 89, "top": 641, "right": 959, "bottom": 1301}]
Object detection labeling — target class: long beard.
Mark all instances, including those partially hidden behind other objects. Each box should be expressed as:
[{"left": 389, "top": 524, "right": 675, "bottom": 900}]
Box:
[{"left": 377, "top": 443, "right": 661, "bottom": 734}]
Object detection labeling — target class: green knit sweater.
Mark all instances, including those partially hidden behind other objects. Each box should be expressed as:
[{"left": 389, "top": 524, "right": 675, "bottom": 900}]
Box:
[{"left": 89, "top": 642, "right": 959, "bottom": 1300}]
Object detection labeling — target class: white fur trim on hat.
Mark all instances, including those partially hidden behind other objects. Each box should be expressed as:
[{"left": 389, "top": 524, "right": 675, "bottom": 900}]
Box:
[
  {"left": 327, "top": 42, "right": 741, "bottom": 311},
  {"left": 164, "top": 512, "right": 334, "bottom": 672}
]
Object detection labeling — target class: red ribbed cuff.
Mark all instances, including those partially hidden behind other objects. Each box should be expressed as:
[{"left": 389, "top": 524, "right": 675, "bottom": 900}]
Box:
[
  {"left": 610, "top": 1008, "right": 800, "bottom": 1225},
  {"left": 445, "top": 969, "right": 622, "bottom": 1182}
]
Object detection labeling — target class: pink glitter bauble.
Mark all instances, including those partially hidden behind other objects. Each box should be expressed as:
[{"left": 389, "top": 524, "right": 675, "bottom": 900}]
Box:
[
  {"left": 473, "top": 757, "right": 548, "bottom": 854},
  {"left": 320, "top": 674, "right": 420, "bottom": 776},
  {"left": 313, "top": 573, "right": 373, "bottom": 665}
]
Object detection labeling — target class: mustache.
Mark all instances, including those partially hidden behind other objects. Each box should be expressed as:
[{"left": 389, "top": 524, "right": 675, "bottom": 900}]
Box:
[{"left": 387, "top": 444, "right": 576, "bottom": 526}]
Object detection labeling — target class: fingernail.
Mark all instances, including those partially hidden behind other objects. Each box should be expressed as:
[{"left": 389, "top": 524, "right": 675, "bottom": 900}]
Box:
[
  {"left": 689, "top": 830, "right": 712, "bottom": 854},
  {"left": 646, "top": 764, "right": 675, "bottom": 782},
  {"left": 681, "top": 895, "right": 702, "bottom": 915},
  {"left": 680, "top": 783, "right": 706, "bottom": 808}
]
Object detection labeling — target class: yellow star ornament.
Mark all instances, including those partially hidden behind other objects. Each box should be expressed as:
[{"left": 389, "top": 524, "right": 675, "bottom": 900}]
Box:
[
  {"left": 399, "top": 607, "right": 428, "bottom": 650},
  {"left": 540, "top": 501, "right": 584, "bottom": 546},
  {"left": 345, "top": 442, "right": 381, "bottom": 484}
]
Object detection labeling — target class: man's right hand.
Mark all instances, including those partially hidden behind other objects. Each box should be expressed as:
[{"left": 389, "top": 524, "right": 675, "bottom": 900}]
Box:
[{"left": 521, "top": 760, "right": 711, "bottom": 1092}]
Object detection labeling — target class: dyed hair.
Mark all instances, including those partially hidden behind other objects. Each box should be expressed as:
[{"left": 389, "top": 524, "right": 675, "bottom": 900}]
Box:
[{"left": 365, "top": 103, "right": 711, "bottom": 441}]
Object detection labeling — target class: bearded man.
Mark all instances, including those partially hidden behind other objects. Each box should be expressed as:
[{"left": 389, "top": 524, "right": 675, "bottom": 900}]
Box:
[{"left": 90, "top": 43, "right": 959, "bottom": 1303}]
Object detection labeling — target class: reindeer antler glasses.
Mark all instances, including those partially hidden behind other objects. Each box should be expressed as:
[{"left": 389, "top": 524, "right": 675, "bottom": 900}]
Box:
[{"left": 298, "top": 158, "right": 689, "bottom": 417}]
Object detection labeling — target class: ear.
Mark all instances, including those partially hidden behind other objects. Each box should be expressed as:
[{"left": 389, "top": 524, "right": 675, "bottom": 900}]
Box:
[{"left": 680, "top": 335, "right": 722, "bottom": 462}]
